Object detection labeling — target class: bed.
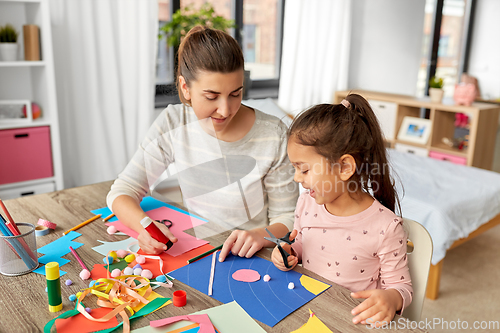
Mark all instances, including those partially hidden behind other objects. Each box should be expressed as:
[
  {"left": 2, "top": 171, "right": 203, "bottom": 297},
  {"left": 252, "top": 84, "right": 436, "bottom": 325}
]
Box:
[{"left": 388, "top": 149, "right": 500, "bottom": 299}]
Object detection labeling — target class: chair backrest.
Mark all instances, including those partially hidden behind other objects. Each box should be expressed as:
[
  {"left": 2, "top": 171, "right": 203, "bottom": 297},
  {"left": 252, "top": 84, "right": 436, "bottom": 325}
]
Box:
[{"left": 402, "top": 218, "right": 433, "bottom": 322}]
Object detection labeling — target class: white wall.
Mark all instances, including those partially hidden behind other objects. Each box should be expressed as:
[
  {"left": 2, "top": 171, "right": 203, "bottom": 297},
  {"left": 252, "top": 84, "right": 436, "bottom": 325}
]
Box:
[
  {"left": 468, "top": 0, "right": 500, "bottom": 100},
  {"left": 348, "top": 0, "right": 425, "bottom": 95}
]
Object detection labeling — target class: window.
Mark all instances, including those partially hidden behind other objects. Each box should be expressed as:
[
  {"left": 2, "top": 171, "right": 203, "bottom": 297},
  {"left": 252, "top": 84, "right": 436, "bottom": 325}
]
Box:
[
  {"left": 416, "top": 0, "right": 473, "bottom": 98},
  {"left": 155, "top": 0, "right": 285, "bottom": 107}
]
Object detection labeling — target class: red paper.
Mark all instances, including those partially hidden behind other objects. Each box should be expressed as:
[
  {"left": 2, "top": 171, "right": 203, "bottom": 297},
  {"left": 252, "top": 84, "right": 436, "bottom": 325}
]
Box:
[{"left": 55, "top": 307, "right": 119, "bottom": 333}]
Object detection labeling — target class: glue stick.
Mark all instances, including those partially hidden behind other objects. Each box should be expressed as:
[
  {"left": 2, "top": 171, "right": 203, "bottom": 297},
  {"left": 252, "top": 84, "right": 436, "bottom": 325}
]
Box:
[
  {"left": 46, "top": 262, "right": 63, "bottom": 312},
  {"left": 140, "top": 217, "right": 173, "bottom": 250}
]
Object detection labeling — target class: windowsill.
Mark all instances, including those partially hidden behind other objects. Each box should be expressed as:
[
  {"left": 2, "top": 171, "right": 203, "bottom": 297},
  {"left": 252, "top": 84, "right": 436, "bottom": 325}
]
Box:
[{"left": 154, "top": 85, "right": 279, "bottom": 109}]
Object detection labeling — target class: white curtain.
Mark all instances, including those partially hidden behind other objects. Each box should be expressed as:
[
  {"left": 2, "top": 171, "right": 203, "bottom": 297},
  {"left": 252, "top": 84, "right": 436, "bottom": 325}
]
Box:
[
  {"left": 49, "top": 0, "right": 158, "bottom": 188},
  {"left": 278, "top": 0, "right": 352, "bottom": 116}
]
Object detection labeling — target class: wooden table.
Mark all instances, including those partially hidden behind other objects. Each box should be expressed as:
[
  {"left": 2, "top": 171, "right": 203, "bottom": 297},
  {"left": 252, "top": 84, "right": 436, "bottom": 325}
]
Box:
[{"left": 0, "top": 181, "right": 425, "bottom": 332}]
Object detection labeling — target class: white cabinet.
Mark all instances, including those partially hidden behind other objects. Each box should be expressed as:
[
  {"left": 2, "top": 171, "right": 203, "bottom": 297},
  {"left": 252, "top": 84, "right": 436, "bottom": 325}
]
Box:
[
  {"left": 368, "top": 99, "right": 398, "bottom": 141},
  {"left": 0, "top": 0, "right": 63, "bottom": 197}
]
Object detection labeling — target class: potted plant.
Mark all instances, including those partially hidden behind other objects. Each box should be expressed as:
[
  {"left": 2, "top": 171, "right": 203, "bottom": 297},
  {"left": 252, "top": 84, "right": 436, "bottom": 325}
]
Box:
[
  {"left": 0, "top": 24, "right": 19, "bottom": 61},
  {"left": 429, "top": 76, "right": 444, "bottom": 103},
  {"left": 159, "top": 4, "right": 253, "bottom": 97}
]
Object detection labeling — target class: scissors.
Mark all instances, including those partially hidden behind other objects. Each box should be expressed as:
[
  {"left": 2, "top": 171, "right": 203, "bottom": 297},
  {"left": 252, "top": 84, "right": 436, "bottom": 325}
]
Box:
[
  {"left": 155, "top": 219, "right": 173, "bottom": 228},
  {"left": 264, "top": 228, "right": 296, "bottom": 269}
]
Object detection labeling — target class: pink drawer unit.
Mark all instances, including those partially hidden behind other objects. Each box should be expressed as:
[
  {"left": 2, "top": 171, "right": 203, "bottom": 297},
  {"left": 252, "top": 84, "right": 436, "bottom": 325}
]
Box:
[
  {"left": 0, "top": 126, "right": 54, "bottom": 185},
  {"left": 429, "top": 151, "right": 467, "bottom": 165}
]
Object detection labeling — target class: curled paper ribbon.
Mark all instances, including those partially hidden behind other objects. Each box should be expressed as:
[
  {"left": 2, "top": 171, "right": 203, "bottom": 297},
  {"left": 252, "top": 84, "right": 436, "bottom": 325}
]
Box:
[{"left": 74, "top": 250, "right": 173, "bottom": 333}]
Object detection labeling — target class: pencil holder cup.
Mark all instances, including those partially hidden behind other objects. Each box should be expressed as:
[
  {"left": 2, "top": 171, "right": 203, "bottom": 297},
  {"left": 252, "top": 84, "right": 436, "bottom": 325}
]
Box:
[{"left": 0, "top": 223, "right": 38, "bottom": 276}]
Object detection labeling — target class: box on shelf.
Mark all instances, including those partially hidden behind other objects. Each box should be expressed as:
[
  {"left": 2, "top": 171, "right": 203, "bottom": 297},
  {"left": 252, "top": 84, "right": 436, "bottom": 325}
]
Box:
[
  {"left": 23, "top": 24, "right": 41, "bottom": 61},
  {"left": 0, "top": 126, "right": 53, "bottom": 185},
  {"left": 368, "top": 99, "right": 397, "bottom": 140},
  {"left": 429, "top": 151, "right": 467, "bottom": 166},
  {"left": 394, "top": 143, "right": 429, "bottom": 157}
]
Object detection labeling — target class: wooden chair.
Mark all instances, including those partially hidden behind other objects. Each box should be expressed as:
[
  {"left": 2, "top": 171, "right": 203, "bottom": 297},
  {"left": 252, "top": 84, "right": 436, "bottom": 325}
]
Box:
[{"left": 402, "top": 218, "right": 433, "bottom": 322}]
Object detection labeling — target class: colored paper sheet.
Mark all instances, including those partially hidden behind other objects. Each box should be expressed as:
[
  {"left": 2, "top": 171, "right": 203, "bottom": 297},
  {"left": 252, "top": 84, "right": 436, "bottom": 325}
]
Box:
[
  {"left": 290, "top": 309, "right": 333, "bottom": 332},
  {"left": 92, "top": 237, "right": 138, "bottom": 256},
  {"left": 232, "top": 269, "right": 261, "bottom": 282},
  {"left": 106, "top": 206, "right": 209, "bottom": 257},
  {"left": 168, "top": 254, "right": 331, "bottom": 327},
  {"left": 90, "top": 196, "right": 208, "bottom": 223},
  {"left": 33, "top": 231, "right": 83, "bottom": 276},
  {"left": 132, "top": 301, "right": 262, "bottom": 333},
  {"left": 151, "top": 314, "right": 215, "bottom": 333},
  {"left": 55, "top": 307, "right": 119, "bottom": 333}
]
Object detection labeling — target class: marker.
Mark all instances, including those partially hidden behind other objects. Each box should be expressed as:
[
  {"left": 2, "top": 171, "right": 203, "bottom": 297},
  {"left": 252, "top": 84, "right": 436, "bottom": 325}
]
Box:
[
  {"left": 46, "top": 262, "right": 63, "bottom": 312},
  {"left": 139, "top": 217, "right": 173, "bottom": 250}
]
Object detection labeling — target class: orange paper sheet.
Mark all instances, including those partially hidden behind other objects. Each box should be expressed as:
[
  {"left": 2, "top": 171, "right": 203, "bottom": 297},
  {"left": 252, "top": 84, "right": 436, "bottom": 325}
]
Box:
[{"left": 55, "top": 307, "right": 119, "bottom": 333}]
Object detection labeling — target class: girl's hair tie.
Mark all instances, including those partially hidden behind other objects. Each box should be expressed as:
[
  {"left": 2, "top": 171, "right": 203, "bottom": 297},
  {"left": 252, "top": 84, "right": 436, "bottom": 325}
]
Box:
[{"left": 340, "top": 99, "right": 351, "bottom": 108}]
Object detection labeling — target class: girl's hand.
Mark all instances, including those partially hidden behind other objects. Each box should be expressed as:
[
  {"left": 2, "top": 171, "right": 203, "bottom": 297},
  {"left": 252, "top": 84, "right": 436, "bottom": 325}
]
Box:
[
  {"left": 271, "top": 229, "right": 298, "bottom": 271},
  {"left": 138, "top": 222, "right": 177, "bottom": 255},
  {"left": 350, "top": 289, "right": 403, "bottom": 328},
  {"left": 219, "top": 229, "right": 266, "bottom": 262}
]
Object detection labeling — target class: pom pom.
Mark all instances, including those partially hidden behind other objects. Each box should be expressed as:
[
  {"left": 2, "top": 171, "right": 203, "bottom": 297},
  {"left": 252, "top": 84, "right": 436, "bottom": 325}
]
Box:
[
  {"left": 89, "top": 280, "right": 97, "bottom": 287},
  {"left": 133, "top": 268, "right": 143, "bottom": 275},
  {"left": 135, "top": 255, "right": 146, "bottom": 264},
  {"left": 107, "top": 226, "right": 117, "bottom": 234},
  {"left": 124, "top": 254, "right": 135, "bottom": 263},
  {"left": 116, "top": 249, "right": 128, "bottom": 258},
  {"left": 69, "top": 294, "right": 77, "bottom": 302},
  {"left": 263, "top": 274, "right": 271, "bottom": 282},
  {"left": 109, "top": 251, "right": 118, "bottom": 260},
  {"left": 111, "top": 269, "right": 122, "bottom": 277},
  {"left": 65, "top": 279, "right": 73, "bottom": 286},
  {"left": 103, "top": 256, "right": 114, "bottom": 264},
  {"left": 123, "top": 267, "right": 134, "bottom": 275},
  {"left": 156, "top": 275, "right": 167, "bottom": 283},
  {"left": 133, "top": 264, "right": 142, "bottom": 270},
  {"left": 288, "top": 282, "right": 295, "bottom": 290},
  {"left": 141, "top": 269, "right": 153, "bottom": 279},
  {"left": 45, "top": 287, "right": 48, "bottom": 292},
  {"left": 80, "top": 269, "right": 91, "bottom": 280},
  {"left": 85, "top": 307, "right": 92, "bottom": 313}
]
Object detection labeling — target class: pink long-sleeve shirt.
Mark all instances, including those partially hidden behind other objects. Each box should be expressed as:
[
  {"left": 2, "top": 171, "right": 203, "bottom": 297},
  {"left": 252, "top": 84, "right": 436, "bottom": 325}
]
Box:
[{"left": 292, "top": 192, "right": 413, "bottom": 311}]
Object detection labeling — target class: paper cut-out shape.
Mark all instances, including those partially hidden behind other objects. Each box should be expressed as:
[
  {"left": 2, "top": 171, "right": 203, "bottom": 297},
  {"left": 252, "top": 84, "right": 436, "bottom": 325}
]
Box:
[
  {"left": 232, "top": 269, "right": 261, "bottom": 282},
  {"left": 151, "top": 314, "right": 215, "bottom": 333},
  {"left": 106, "top": 206, "right": 209, "bottom": 257},
  {"left": 291, "top": 309, "right": 333, "bottom": 332},
  {"left": 55, "top": 307, "right": 119, "bottom": 333},
  {"left": 33, "top": 231, "right": 83, "bottom": 276},
  {"left": 299, "top": 275, "right": 330, "bottom": 295},
  {"left": 169, "top": 253, "right": 330, "bottom": 327},
  {"left": 92, "top": 237, "right": 138, "bottom": 256}
]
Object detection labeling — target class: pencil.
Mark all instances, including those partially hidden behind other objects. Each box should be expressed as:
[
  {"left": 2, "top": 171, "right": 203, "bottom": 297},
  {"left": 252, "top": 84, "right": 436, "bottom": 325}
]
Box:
[
  {"left": 62, "top": 214, "right": 102, "bottom": 236},
  {"left": 187, "top": 244, "right": 223, "bottom": 264},
  {"left": 0, "top": 199, "right": 20, "bottom": 234},
  {"left": 103, "top": 213, "right": 115, "bottom": 222}
]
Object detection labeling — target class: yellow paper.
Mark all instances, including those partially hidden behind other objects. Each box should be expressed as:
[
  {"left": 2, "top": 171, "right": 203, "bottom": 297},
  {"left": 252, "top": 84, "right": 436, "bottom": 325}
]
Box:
[
  {"left": 132, "top": 291, "right": 172, "bottom": 313},
  {"left": 291, "top": 309, "right": 332, "bottom": 333},
  {"left": 299, "top": 275, "right": 330, "bottom": 295}
]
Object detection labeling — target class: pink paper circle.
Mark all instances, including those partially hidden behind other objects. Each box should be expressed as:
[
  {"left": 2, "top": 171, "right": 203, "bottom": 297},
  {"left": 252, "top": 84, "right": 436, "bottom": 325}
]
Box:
[{"left": 232, "top": 269, "right": 261, "bottom": 282}]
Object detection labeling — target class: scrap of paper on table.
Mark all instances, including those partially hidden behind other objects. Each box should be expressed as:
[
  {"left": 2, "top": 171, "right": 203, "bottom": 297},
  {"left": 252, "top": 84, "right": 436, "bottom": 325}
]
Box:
[
  {"left": 131, "top": 301, "right": 264, "bottom": 333},
  {"left": 168, "top": 253, "right": 330, "bottom": 327},
  {"left": 105, "top": 206, "right": 209, "bottom": 257},
  {"left": 33, "top": 231, "right": 83, "bottom": 276},
  {"left": 290, "top": 309, "right": 333, "bottom": 333}
]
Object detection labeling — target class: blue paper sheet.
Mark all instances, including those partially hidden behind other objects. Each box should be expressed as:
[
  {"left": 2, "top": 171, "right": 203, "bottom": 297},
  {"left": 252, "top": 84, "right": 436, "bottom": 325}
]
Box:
[
  {"left": 90, "top": 196, "right": 207, "bottom": 222},
  {"left": 168, "top": 253, "right": 330, "bottom": 327},
  {"left": 33, "top": 231, "right": 83, "bottom": 276}
]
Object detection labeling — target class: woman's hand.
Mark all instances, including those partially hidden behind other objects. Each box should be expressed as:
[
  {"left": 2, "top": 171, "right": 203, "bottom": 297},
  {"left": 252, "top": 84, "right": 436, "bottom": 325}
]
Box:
[
  {"left": 218, "top": 229, "right": 266, "bottom": 262},
  {"left": 137, "top": 221, "right": 177, "bottom": 255},
  {"left": 351, "top": 289, "right": 403, "bottom": 328}
]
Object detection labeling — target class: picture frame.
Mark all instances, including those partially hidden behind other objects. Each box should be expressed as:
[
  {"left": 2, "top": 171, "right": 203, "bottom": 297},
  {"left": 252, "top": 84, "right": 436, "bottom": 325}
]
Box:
[
  {"left": 397, "top": 116, "right": 432, "bottom": 145},
  {"left": 0, "top": 100, "right": 32, "bottom": 124}
]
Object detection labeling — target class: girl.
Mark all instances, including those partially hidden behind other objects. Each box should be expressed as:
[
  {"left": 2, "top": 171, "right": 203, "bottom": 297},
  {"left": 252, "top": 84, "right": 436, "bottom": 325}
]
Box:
[
  {"left": 107, "top": 26, "right": 298, "bottom": 258},
  {"left": 271, "top": 94, "right": 412, "bottom": 327}
]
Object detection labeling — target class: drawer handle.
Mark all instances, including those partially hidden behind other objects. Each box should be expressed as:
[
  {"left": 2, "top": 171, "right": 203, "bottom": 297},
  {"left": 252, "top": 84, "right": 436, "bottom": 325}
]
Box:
[
  {"left": 14, "top": 133, "right": 29, "bottom": 138},
  {"left": 408, "top": 150, "right": 415, "bottom": 154},
  {"left": 21, "top": 191, "right": 35, "bottom": 196}
]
